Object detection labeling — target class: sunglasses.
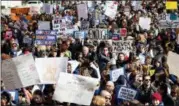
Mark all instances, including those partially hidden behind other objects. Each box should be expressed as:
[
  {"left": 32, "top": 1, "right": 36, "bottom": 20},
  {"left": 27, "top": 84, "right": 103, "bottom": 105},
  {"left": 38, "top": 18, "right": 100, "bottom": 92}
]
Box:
[{"left": 145, "top": 79, "right": 151, "bottom": 82}]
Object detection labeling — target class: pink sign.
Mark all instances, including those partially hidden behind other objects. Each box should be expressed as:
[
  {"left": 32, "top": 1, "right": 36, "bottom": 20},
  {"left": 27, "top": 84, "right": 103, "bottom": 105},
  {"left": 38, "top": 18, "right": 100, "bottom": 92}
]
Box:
[
  {"left": 4, "top": 30, "right": 13, "bottom": 40},
  {"left": 120, "top": 28, "right": 127, "bottom": 37}
]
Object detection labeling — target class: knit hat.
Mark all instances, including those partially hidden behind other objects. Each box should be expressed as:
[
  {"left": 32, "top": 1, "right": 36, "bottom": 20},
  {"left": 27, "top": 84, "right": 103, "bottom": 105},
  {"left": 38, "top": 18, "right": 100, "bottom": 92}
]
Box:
[{"left": 152, "top": 92, "right": 162, "bottom": 102}]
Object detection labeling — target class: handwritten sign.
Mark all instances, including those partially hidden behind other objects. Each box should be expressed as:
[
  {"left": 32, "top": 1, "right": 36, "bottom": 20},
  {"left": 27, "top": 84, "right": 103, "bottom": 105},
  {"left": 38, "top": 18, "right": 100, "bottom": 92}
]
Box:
[
  {"left": 42, "top": 4, "right": 53, "bottom": 14},
  {"left": 139, "top": 17, "right": 151, "bottom": 30},
  {"left": 11, "top": 7, "right": 30, "bottom": 14},
  {"left": 38, "top": 21, "right": 50, "bottom": 30},
  {"left": 77, "top": 3, "right": 88, "bottom": 20},
  {"left": 53, "top": 72, "right": 99, "bottom": 105},
  {"left": 118, "top": 86, "right": 137, "bottom": 101},
  {"left": 110, "top": 68, "right": 124, "bottom": 82},
  {"left": 35, "top": 30, "right": 57, "bottom": 45},
  {"left": 104, "top": 1, "right": 118, "bottom": 19},
  {"left": 112, "top": 40, "right": 134, "bottom": 52},
  {"left": 52, "top": 17, "right": 65, "bottom": 34},
  {"left": 2, "top": 54, "right": 40, "bottom": 90},
  {"left": 35, "top": 57, "right": 68, "bottom": 84},
  {"left": 167, "top": 51, "right": 179, "bottom": 77},
  {"left": 88, "top": 28, "right": 108, "bottom": 39}
]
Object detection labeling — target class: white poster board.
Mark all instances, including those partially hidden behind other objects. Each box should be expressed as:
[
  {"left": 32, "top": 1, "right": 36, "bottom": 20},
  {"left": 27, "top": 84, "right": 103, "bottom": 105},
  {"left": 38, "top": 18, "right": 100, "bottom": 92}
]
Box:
[
  {"left": 42, "top": 4, "right": 53, "bottom": 14},
  {"left": 2, "top": 54, "right": 40, "bottom": 90},
  {"left": 53, "top": 73, "right": 99, "bottom": 105},
  {"left": 35, "top": 57, "right": 68, "bottom": 84},
  {"left": 167, "top": 52, "right": 179, "bottom": 77},
  {"left": 77, "top": 4, "right": 88, "bottom": 20},
  {"left": 68, "top": 60, "right": 80, "bottom": 73},
  {"left": 118, "top": 86, "right": 137, "bottom": 101},
  {"left": 110, "top": 68, "right": 124, "bottom": 82},
  {"left": 139, "top": 17, "right": 151, "bottom": 30},
  {"left": 38, "top": 21, "right": 50, "bottom": 30},
  {"left": 104, "top": 1, "right": 118, "bottom": 19}
]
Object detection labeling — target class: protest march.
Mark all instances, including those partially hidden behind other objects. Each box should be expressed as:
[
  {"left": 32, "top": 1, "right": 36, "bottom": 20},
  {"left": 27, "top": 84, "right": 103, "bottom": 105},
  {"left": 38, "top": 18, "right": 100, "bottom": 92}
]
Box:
[{"left": 1, "top": 0, "right": 179, "bottom": 106}]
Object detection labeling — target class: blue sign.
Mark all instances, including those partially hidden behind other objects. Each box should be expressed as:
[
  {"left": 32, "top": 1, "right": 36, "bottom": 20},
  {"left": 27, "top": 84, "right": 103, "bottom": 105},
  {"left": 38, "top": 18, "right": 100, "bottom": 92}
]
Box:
[{"left": 35, "top": 30, "right": 57, "bottom": 45}]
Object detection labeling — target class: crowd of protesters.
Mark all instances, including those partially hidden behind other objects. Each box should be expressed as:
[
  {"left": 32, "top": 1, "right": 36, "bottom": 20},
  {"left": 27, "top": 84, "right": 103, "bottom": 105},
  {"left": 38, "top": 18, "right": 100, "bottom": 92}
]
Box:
[{"left": 1, "top": 0, "right": 179, "bottom": 106}]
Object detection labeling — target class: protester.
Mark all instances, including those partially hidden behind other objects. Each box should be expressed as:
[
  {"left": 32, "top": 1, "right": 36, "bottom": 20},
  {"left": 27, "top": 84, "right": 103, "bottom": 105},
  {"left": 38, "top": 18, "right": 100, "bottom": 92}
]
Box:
[{"left": 1, "top": 1, "right": 179, "bottom": 106}]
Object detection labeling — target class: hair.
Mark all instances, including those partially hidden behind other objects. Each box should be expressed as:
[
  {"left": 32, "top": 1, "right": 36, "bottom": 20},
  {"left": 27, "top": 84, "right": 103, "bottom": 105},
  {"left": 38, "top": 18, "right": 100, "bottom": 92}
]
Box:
[{"left": 92, "top": 96, "right": 105, "bottom": 106}]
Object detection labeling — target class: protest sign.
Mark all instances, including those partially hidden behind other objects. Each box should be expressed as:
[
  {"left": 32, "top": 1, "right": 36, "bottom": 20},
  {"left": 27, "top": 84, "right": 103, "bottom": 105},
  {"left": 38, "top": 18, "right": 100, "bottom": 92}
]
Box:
[
  {"left": 124, "top": 6, "right": 130, "bottom": 17},
  {"left": 166, "top": 1, "right": 178, "bottom": 10},
  {"left": 74, "top": 31, "right": 87, "bottom": 39},
  {"left": 88, "top": 28, "right": 108, "bottom": 39},
  {"left": 23, "top": 36, "right": 32, "bottom": 45},
  {"left": 4, "top": 30, "right": 13, "bottom": 40},
  {"left": 110, "top": 68, "right": 125, "bottom": 82},
  {"left": 158, "top": 14, "right": 179, "bottom": 28},
  {"left": 139, "top": 17, "right": 151, "bottom": 30},
  {"left": 29, "top": 6, "right": 40, "bottom": 14},
  {"left": 35, "top": 57, "right": 68, "bottom": 84},
  {"left": 52, "top": 17, "right": 66, "bottom": 34},
  {"left": 38, "top": 21, "right": 50, "bottom": 30},
  {"left": 53, "top": 72, "right": 99, "bottom": 105},
  {"left": 11, "top": 7, "right": 30, "bottom": 14},
  {"left": 132, "top": 1, "right": 142, "bottom": 11},
  {"left": 35, "top": 30, "right": 57, "bottom": 45},
  {"left": 117, "top": 86, "right": 137, "bottom": 101},
  {"left": 112, "top": 40, "right": 134, "bottom": 53},
  {"left": 120, "top": 28, "right": 127, "bottom": 37},
  {"left": 68, "top": 60, "right": 80, "bottom": 73},
  {"left": 81, "top": 20, "right": 89, "bottom": 30},
  {"left": 42, "top": 4, "right": 53, "bottom": 14},
  {"left": 104, "top": 1, "right": 118, "bottom": 19},
  {"left": 77, "top": 3, "right": 88, "bottom": 20},
  {"left": 167, "top": 51, "right": 179, "bottom": 77},
  {"left": 2, "top": 54, "right": 40, "bottom": 90}
]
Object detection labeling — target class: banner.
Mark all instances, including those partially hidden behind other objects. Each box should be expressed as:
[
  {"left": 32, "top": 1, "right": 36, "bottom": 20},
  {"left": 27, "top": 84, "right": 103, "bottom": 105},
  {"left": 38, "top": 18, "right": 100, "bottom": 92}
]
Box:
[
  {"left": 110, "top": 68, "right": 125, "bottom": 82},
  {"left": 166, "top": 1, "right": 178, "bottom": 10},
  {"left": 2, "top": 54, "right": 40, "bottom": 90},
  {"left": 42, "top": 4, "right": 53, "bottom": 14},
  {"left": 38, "top": 21, "right": 50, "bottom": 30},
  {"left": 88, "top": 28, "right": 108, "bottom": 39},
  {"left": 35, "top": 30, "right": 57, "bottom": 45},
  {"left": 11, "top": 7, "right": 30, "bottom": 14},
  {"left": 35, "top": 57, "right": 68, "bottom": 84},
  {"left": 112, "top": 40, "right": 134, "bottom": 52},
  {"left": 53, "top": 72, "right": 99, "bottom": 105},
  {"left": 117, "top": 86, "right": 137, "bottom": 101},
  {"left": 167, "top": 51, "right": 179, "bottom": 77},
  {"left": 139, "top": 17, "right": 151, "bottom": 30},
  {"left": 77, "top": 3, "right": 88, "bottom": 20},
  {"left": 104, "top": 1, "right": 118, "bottom": 19}
]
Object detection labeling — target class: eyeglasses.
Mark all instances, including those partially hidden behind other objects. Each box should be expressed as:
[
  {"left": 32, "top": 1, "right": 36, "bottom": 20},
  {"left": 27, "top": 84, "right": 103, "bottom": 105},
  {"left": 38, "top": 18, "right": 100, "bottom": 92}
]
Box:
[{"left": 145, "top": 79, "right": 151, "bottom": 82}]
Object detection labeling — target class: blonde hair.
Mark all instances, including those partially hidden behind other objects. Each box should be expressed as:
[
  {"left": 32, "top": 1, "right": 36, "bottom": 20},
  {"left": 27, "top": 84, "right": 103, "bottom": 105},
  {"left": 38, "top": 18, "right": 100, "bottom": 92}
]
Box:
[{"left": 92, "top": 96, "right": 106, "bottom": 106}]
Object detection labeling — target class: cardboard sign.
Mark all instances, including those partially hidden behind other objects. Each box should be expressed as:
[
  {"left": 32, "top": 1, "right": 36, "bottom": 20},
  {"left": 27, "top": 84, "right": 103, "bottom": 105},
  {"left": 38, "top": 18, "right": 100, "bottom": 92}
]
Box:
[
  {"left": 2, "top": 54, "right": 40, "bottom": 90},
  {"left": 117, "top": 86, "right": 137, "bottom": 101},
  {"left": 112, "top": 40, "right": 134, "bottom": 52},
  {"left": 35, "top": 30, "right": 57, "bottom": 45},
  {"left": 35, "top": 57, "right": 68, "bottom": 84},
  {"left": 53, "top": 72, "right": 99, "bottom": 105},
  {"left": 139, "top": 17, "right": 151, "bottom": 30},
  {"left": 11, "top": 7, "right": 30, "bottom": 14},
  {"left": 104, "top": 1, "right": 118, "bottom": 19},
  {"left": 167, "top": 51, "right": 179, "bottom": 77},
  {"left": 77, "top": 3, "right": 88, "bottom": 20},
  {"left": 38, "top": 21, "right": 50, "bottom": 30},
  {"left": 166, "top": 1, "right": 178, "bottom": 10},
  {"left": 110, "top": 68, "right": 125, "bottom": 82},
  {"left": 5, "top": 30, "right": 13, "bottom": 40}
]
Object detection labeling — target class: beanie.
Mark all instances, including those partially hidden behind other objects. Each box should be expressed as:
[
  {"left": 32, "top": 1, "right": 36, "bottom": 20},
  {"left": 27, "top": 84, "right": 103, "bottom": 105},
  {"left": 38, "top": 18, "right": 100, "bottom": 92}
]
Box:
[{"left": 152, "top": 92, "right": 162, "bottom": 102}]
